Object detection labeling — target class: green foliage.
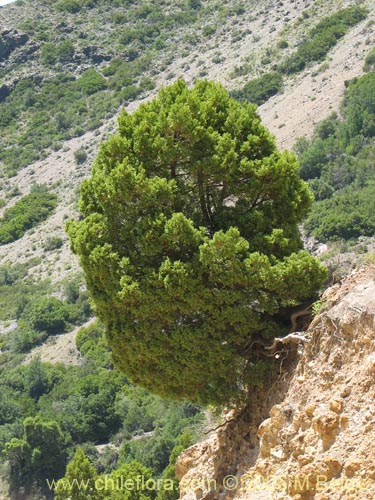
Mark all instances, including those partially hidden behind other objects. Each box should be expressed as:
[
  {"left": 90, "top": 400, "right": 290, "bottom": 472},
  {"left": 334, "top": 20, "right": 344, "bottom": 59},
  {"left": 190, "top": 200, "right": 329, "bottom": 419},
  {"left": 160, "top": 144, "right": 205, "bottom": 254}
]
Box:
[
  {"left": 74, "top": 148, "right": 88, "bottom": 165},
  {"left": 10, "top": 329, "right": 50, "bottom": 353},
  {"left": 231, "top": 72, "right": 283, "bottom": 105},
  {"left": 75, "top": 69, "right": 107, "bottom": 96},
  {"left": 41, "top": 41, "right": 75, "bottom": 65},
  {"left": 0, "top": 185, "right": 57, "bottom": 245},
  {"left": 116, "top": 386, "right": 200, "bottom": 475},
  {"left": 38, "top": 369, "right": 124, "bottom": 443},
  {"left": 68, "top": 79, "right": 327, "bottom": 406},
  {"left": 0, "top": 72, "right": 114, "bottom": 173},
  {"left": 99, "top": 461, "right": 155, "bottom": 500},
  {"left": 0, "top": 262, "right": 29, "bottom": 286},
  {"left": 54, "top": 447, "right": 99, "bottom": 500},
  {"left": 187, "top": 0, "right": 201, "bottom": 9},
  {"left": 43, "top": 236, "right": 64, "bottom": 251},
  {"left": 312, "top": 299, "right": 326, "bottom": 316},
  {"left": 7, "top": 275, "right": 92, "bottom": 353},
  {"left": 76, "top": 321, "right": 113, "bottom": 368},
  {"left": 20, "top": 297, "right": 69, "bottom": 335},
  {"left": 364, "top": 47, "right": 375, "bottom": 72},
  {"left": 0, "top": 264, "right": 49, "bottom": 322},
  {"left": 305, "top": 184, "right": 375, "bottom": 240},
  {"left": 56, "top": 0, "right": 81, "bottom": 13},
  {"left": 0, "top": 285, "right": 201, "bottom": 498},
  {"left": 202, "top": 25, "right": 216, "bottom": 37},
  {"left": 56, "top": 40, "right": 75, "bottom": 63},
  {"left": 4, "top": 416, "right": 68, "bottom": 495},
  {"left": 279, "top": 7, "right": 368, "bottom": 74},
  {"left": 296, "top": 72, "right": 375, "bottom": 241},
  {"left": 156, "top": 431, "right": 193, "bottom": 500},
  {"left": 277, "top": 39, "right": 288, "bottom": 49}
]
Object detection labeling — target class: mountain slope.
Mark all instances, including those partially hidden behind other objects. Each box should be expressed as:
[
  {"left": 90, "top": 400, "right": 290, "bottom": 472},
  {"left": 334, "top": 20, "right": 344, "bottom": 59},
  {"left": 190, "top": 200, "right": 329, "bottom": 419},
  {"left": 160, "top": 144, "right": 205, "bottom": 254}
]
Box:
[{"left": 0, "top": 0, "right": 374, "bottom": 283}]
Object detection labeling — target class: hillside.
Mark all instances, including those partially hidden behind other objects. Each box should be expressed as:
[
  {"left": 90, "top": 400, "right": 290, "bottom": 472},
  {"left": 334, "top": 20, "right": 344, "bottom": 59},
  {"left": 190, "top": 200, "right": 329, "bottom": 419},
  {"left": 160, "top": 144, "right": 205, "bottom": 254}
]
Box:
[
  {"left": 1, "top": 0, "right": 375, "bottom": 498},
  {"left": 177, "top": 266, "right": 375, "bottom": 500},
  {"left": 1, "top": 0, "right": 374, "bottom": 277}
]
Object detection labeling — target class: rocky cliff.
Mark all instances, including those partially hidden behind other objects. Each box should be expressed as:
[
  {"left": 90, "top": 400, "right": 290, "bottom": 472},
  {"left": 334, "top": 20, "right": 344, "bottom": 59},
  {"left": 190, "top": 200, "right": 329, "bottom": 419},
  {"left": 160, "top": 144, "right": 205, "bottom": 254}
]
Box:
[{"left": 177, "top": 265, "right": 375, "bottom": 500}]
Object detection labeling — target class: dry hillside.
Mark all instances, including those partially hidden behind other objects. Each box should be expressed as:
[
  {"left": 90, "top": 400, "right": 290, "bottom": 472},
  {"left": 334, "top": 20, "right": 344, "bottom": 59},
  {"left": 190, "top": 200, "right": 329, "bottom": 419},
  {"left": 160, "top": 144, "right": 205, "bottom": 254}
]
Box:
[
  {"left": 177, "top": 265, "right": 375, "bottom": 500},
  {"left": 0, "top": 0, "right": 374, "bottom": 284}
]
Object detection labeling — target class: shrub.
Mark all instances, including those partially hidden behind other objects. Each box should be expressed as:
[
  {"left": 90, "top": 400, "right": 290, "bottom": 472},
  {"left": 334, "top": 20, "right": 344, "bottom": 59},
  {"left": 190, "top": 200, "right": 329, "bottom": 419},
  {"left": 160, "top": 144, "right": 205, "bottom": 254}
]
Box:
[
  {"left": 11, "top": 328, "right": 49, "bottom": 353},
  {"left": 0, "top": 185, "right": 57, "bottom": 245},
  {"left": 305, "top": 184, "right": 375, "bottom": 241},
  {"left": 56, "top": 0, "right": 81, "bottom": 13},
  {"left": 75, "top": 69, "right": 107, "bottom": 96},
  {"left": 364, "top": 47, "right": 375, "bottom": 72},
  {"left": 43, "top": 236, "right": 64, "bottom": 251},
  {"left": 74, "top": 148, "right": 88, "bottom": 165},
  {"left": 68, "top": 79, "right": 327, "bottom": 406},
  {"left": 20, "top": 296, "right": 68, "bottom": 334},
  {"left": 231, "top": 71, "right": 283, "bottom": 105},
  {"left": 56, "top": 40, "right": 75, "bottom": 63},
  {"left": 279, "top": 7, "right": 368, "bottom": 75},
  {"left": 40, "top": 43, "right": 57, "bottom": 65},
  {"left": 277, "top": 39, "right": 289, "bottom": 49},
  {"left": 0, "top": 263, "right": 28, "bottom": 285},
  {"left": 202, "top": 25, "right": 216, "bottom": 36}
]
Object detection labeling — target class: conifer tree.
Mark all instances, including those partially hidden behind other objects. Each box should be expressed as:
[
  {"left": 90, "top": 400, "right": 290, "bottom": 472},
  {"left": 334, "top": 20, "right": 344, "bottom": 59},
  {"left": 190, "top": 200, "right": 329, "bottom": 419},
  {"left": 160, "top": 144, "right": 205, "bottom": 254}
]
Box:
[{"left": 68, "top": 79, "right": 327, "bottom": 405}]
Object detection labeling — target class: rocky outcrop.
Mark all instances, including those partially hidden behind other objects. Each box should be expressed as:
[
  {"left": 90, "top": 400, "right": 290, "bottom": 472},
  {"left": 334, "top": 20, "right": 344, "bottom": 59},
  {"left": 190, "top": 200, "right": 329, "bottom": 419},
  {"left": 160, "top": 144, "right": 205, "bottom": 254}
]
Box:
[
  {"left": 82, "top": 45, "right": 111, "bottom": 64},
  {"left": 0, "top": 29, "right": 28, "bottom": 62},
  {"left": 177, "top": 266, "right": 375, "bottom": 500}
]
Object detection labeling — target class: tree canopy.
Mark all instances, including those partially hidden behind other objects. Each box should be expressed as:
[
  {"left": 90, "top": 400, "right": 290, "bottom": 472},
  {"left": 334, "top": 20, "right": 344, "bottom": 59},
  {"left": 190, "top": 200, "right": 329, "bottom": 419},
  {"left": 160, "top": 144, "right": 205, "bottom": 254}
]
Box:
[{"left": 68, "top": 79, "right": 326, "bottom": 405}]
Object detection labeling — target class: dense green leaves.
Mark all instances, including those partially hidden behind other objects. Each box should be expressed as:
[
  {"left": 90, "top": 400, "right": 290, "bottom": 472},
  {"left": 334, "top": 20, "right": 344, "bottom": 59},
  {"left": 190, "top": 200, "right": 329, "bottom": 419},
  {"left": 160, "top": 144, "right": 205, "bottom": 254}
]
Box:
[
  {"left": 0, "top": 185, "right": 57, "bottom": 245},
  {"left": 296, "top": 72, "right": 375, "bottom": 241},
  {"left": 364, "top": 47, "right": 375, "bottom": 72},
  {"left": 231, "top": 72, "right": 283, "bottom": 105},
  {"left": 4, "top": 416, "right": 68, "bottom": 495},
  {"left": 279, "top": 7, "right": 368, "bottom": 75},
  {"left": 68, "top": 79, "right": 326, "bottom": 406},
  {"left": 305, "top": 184, "right": 375, "bottom": 241},
  {"left": 54, "top": 447, "right": 99, "bottom": 500}
]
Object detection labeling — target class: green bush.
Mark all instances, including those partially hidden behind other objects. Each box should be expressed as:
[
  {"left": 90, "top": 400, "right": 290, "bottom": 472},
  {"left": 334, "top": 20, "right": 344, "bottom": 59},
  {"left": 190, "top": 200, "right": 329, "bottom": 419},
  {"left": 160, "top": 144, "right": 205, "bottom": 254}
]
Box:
[
  {"left": 279, "top": 7, "right": 368, "bottom": 75},
  {"left": 305, "top": 184, "right": 375, "bottom": 241},
  {"left": 56, "top": 40, "right": 75, "bottom": 63},
  {"left": 75, "top": 69, "right": 107, "bottom": 96},
  {"left": 0, "top": 263, "right": 29, "bottom": 286},
  {"left": 40, "top": 42, "right": 57, "bottom": 65},
  {"left": 56, "top": 0, "right": 81, "bottom": 13},
  {"left": 364, "top": 47, "right": 375, "bottom": 72},
  {"left": 202, "top": 25, "right": 216, "bottom": 37},
  {"left": 74, "top": 148, "right": 87, "bottom": 165},
  {"left": 296, "top": 72, "right": 375, "bottom": 240},
  {"left": 0, "top": 185, "right": 57, "bottom": 245},
  {"left": 43, "top": 236, "right": 64, "bottom": 251},
  {"left": 76, "top": 321, "right": 110, "bottom": 364},
  {"left": 231, "top": 71, "right": 283, "bottom": 105},
  {"left": 277, "top": 39, "right": 289, "bottom": 49},
  {"left": 11, "top": 328, "right": 49, "bottom": 353},
  {"left": 20, "top": 296, "right": 69, "bottom": 334}
]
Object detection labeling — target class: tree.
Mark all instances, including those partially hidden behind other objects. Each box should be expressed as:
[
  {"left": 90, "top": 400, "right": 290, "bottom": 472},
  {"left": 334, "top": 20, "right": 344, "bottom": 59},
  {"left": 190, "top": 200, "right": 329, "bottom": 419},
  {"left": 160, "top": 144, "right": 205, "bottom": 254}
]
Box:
[
  {"left": 4, "top": 416, "right": 67, "bottom": 495},
  {"left": 67, "top": 79, "right": 327, "bottom": 406},
  {"left": 98, "top": 461, "right": 155, "bottom": 500},
  {"left": 54, "top": 447, "right": 99, "bottom": 500}
]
